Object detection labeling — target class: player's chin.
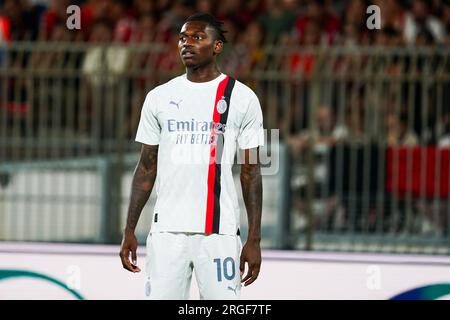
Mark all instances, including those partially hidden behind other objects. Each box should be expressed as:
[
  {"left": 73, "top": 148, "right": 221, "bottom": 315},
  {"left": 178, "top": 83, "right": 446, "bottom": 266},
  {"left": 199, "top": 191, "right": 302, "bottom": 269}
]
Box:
[{"left": 181, "top": 57, "right": 198, "bottom": 68}]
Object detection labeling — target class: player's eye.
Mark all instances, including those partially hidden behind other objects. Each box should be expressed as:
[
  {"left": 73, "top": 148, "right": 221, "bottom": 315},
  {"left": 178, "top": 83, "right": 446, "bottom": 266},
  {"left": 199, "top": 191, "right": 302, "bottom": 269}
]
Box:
[
  {"left": 194, "top": 35, "right": 202, "bottom": 40},
  {"left": 179, "top": 36, "right": 186, "bottom": 41}
]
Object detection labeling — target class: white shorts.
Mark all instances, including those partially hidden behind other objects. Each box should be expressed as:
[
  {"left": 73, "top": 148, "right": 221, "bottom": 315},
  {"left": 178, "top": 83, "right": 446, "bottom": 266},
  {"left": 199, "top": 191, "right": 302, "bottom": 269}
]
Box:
[{"left": 145, "top": 232, "right": 242, "bottom": 300}]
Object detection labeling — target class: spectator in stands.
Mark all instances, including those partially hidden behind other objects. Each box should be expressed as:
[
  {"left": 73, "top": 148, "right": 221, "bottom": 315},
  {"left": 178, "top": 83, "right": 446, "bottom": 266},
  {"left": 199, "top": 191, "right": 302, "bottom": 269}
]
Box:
[
  {"left": 82, "top": 18, "right": 130, "bottom": 86},
  {"left": 288, "top": 104, "right": 348, "bottom": 158},
  {"left": 221, "top": 21, "right": 264, "bottom": 80},
  {"left": 38, "top": 0, "right": 69, "bottom": 40},
  {"left": 341, "top": 22, "right": 364, "bottom": 47},
  {"left": 404, "top": 0, "right": 445, "bottom": 45},
  {"left": 288, "top": 19, "right": 321, "bottom": 77},
  {"left": 82, "top": 17, "right": 134, "bottom": 144},
  {"left": 154, "top": 29, "right": 183, "bottom": 74},
  {"left": 156, "top": 0, "right": 172, "bottom": 14},
  {"left": 82, "top": 18, "right": 125, "bottom": 136},
  {"left": 156, "top": 0, "right": 194, "bottom": 43},
  {"left": 128, "top": 13, "right": 159, "bottom": 138},
  {"left": 287, "top": 104, "right": 349, "bottom": 231},
  {"left": 436, "top": 111, "right": 450, "bottom": 147},
  {"left": 86, "top": 17, "right": 113, "bottom": 43},
  {"left": 339, "top": 0, "right": 372, "bottom": 46},
  {"left": 258, "top": 0, "right": 297, "bottom": 44},
  {"left": 374, "top": 26, "right": 403, "bottom": 46},
  {"left": 344, "top": 0, "right": 366, "bottom": 28},
  {"left": 131, "top": 13, "right": 158, "bottom": 43},
  {"left": 1, "top": 0, "right": 41, "bottom": 41},
  {"left": 292, "top": 0, "right": 339, "bottom": 45},
  {"left": 216, "top": 0, "right": 243, "bottom": 22},
  {"left": 28, "top": 19, "right": 75, "bottom": 75},
  {"left": 384, "top": 110, "right": 419, "bottom": 146},
  {"left": 195, "top": 0, "right": 214, "bottom": 14},
  {"left": 285, "top": 10, "right": 333, "bottom": 137},
  {"left": 109, "top": 0, "right": 137, "bottom": 43},
  {"left": 133, "top": 0, "right": 157, "bottom": 18},
  {"left": 372, "top": 26, "right": 403, "bottom": 76},
  {"left": 216, "top": 19, "right": 239, "bottom": 75},
  {"left": 75, "top": 0, "right": 107, "bottom": 41},
  {"left": 216, "top": 0, "right": 262, "bottom": 29},
  {"left": 372, "top": 0, "right": 407, "bottom": 32},
  {"left": 238, "top": 21, "right": 265, "bottom": 74},
  {"left": 443, "top": 0, "right": 450, "bottom": 44}
]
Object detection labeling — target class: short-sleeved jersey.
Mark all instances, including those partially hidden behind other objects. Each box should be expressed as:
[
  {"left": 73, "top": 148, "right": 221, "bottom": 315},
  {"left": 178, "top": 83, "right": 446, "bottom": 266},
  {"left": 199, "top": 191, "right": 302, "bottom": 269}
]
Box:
[{"left": 136, "top": 73, "right": 264, "bottom": 235}]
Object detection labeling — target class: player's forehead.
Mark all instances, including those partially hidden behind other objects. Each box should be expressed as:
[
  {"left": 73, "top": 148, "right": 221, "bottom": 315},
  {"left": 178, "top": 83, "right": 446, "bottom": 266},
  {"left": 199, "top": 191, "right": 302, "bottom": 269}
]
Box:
[{"left": 180, "top": 21, "right": 213, "bottom": 35}]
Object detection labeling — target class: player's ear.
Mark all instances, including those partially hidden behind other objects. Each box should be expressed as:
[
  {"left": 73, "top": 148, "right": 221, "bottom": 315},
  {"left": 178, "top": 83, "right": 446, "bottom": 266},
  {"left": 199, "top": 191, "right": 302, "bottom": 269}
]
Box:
[{"left": 213, "top": 39, "right": 223, "bottom": 55}]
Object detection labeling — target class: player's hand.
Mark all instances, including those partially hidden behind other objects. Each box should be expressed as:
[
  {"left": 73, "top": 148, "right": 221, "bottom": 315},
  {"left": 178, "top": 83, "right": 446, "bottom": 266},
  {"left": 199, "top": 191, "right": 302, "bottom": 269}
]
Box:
[
  {"left": 119, "top": 230, "right": 141, "bottom": 273},
  {"left": 240, "top": 239, "right": 261, "bottom": 286}
]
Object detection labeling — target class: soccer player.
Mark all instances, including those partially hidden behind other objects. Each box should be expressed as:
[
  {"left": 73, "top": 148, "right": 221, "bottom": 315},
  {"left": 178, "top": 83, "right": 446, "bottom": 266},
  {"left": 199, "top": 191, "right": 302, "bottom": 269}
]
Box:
[{"left": 119, "top": 13, "right": 264, "bottom": 300}]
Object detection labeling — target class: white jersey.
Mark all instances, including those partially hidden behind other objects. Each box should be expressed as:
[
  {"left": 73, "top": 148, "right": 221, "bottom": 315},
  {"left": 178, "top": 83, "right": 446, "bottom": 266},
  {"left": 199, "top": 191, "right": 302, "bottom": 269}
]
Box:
[{"left": 135, "top": 73, "right": 264, "bottom": 235}]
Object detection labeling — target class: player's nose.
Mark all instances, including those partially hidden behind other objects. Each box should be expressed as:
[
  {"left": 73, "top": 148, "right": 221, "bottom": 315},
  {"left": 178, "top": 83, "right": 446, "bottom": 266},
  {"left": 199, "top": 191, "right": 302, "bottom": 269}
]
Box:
[{"left": 181, "top": 40, "right": 195, "bottom": 49}]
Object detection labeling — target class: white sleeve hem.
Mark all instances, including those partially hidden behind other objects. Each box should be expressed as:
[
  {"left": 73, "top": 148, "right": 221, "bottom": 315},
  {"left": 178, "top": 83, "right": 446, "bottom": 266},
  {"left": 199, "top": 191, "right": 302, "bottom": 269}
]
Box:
[
  {"left": 238, "top": 141, "right": 265, "bottom": 150},
  {"left": 135, "top": 137, "right": 160, "bottom": 146}
]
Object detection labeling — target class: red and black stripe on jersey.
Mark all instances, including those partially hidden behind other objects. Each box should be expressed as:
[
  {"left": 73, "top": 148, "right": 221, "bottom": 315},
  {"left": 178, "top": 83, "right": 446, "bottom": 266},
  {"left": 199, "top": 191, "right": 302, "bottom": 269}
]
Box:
[{"left": 205, "top": 76, "right": 236, "bottom": 234}]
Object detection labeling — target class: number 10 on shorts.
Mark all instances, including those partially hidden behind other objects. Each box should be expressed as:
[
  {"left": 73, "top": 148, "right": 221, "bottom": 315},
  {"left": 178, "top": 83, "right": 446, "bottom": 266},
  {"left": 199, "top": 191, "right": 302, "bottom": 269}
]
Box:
[{"left": 213, "top": 257, "right": 236, "bottom": 282}]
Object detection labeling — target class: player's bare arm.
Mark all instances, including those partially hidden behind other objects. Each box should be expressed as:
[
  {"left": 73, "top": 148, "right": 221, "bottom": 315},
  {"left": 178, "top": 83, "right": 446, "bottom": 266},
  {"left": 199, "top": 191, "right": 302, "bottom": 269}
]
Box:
[
  {"left": 120, "top": 144, "right": 158, "bottom": 273},
  {"left": 239, "top": 147, "right": 262, "bottom": 287}
]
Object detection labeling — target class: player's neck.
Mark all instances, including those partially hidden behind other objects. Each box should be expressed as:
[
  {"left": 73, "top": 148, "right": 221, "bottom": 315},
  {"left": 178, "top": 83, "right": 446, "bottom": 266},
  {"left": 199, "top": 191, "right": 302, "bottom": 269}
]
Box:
[{"left": 186, "top": 63, "right": 221, "bottom": 83}]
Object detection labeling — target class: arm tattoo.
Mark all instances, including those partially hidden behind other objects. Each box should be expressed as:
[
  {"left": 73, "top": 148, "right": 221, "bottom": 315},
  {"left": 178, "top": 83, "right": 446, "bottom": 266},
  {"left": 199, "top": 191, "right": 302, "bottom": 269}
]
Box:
[
  {"left": 240, "top": 148, "right": 262, "bottom": 241},
  {"left": 125, "top": 145, "right": 158, "bottom": 231}
]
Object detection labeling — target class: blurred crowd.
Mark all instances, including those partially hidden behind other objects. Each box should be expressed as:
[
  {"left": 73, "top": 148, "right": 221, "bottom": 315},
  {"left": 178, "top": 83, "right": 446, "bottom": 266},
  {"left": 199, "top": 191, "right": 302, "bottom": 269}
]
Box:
[
  {"left": 2, "top": 0, "right": 450, "bottom": 148},
  {"left": 2, "top": 0, "right": 450, "bottom": 236},
  {"left": 2, "top": 0, "right": 450, "bottom": 98},
  {"left": 2, "top": 0, "right": 450, "bottom": 142},
  {"left": 1, "top": 0, "right": 450, "bottom": 46}
]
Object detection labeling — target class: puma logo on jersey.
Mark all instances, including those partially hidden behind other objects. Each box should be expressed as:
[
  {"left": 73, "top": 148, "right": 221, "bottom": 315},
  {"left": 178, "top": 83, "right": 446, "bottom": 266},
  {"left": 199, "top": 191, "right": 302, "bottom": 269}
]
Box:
[
  {"left": 169, "top": 100, "right": 182, "bottom": 109},
  {"left": 227, "top": 285, "right": 238, "bottom": 295}
]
